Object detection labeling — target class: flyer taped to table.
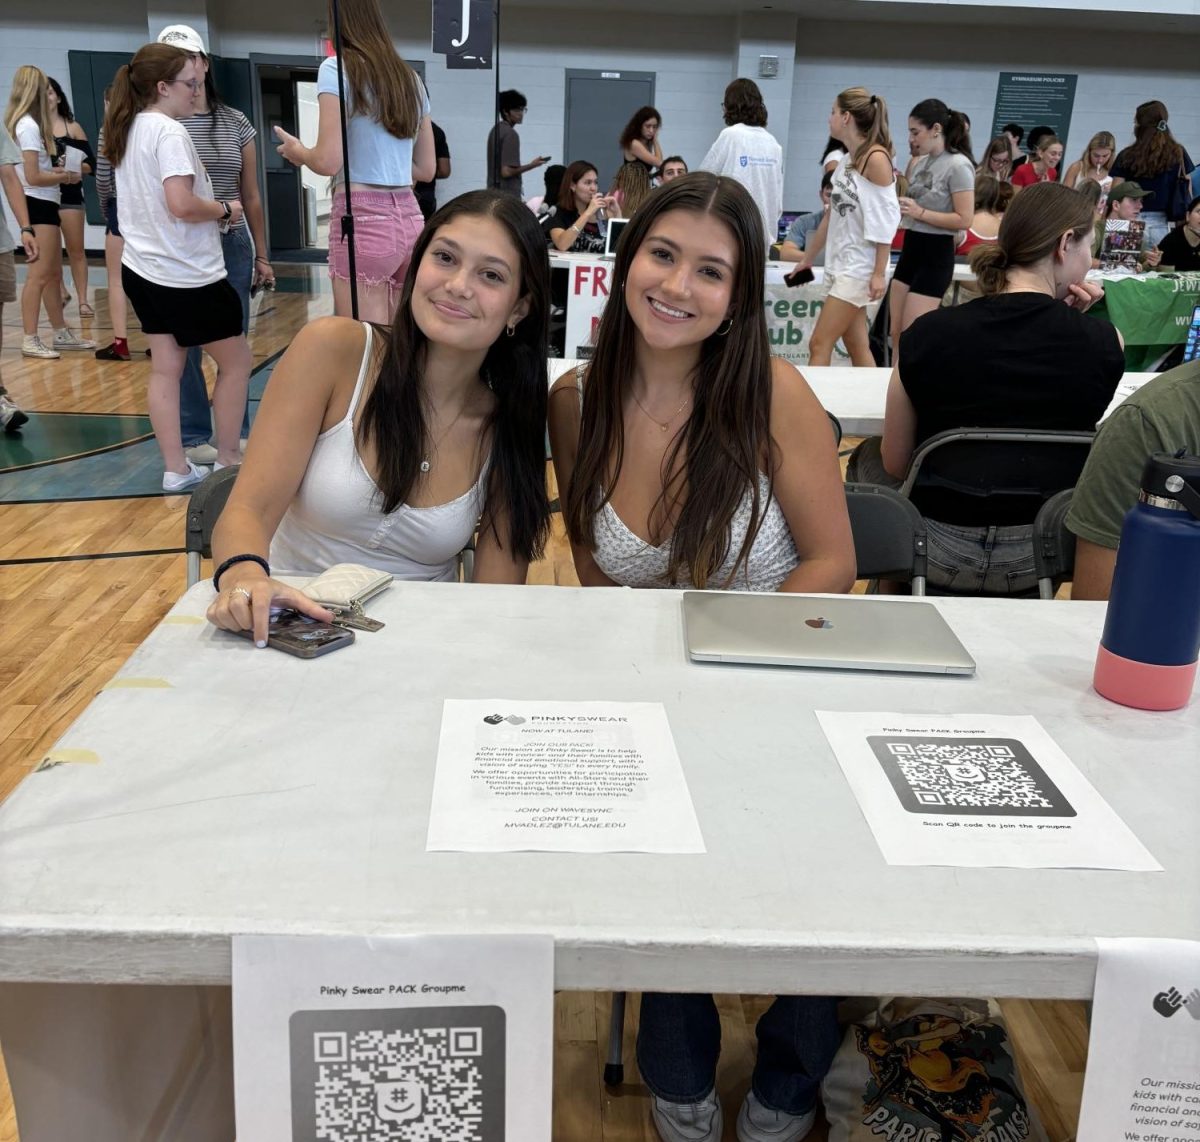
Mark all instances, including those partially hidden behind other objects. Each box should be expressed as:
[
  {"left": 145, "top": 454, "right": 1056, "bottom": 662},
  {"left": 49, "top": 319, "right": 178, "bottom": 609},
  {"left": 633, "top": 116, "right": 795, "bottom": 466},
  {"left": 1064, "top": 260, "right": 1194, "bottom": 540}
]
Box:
[
  {"left": 815, "top": 711, "right": 1160, "bottom": 870},
  {"left": 1077, "top": 938, "right": 1200, "bottom": 1142},
  {"left": 427, "top": 700, "right": 705, "bottom": 853},
  {"left": 233, "top": 932, "right": 553, "bottom": 1142}
]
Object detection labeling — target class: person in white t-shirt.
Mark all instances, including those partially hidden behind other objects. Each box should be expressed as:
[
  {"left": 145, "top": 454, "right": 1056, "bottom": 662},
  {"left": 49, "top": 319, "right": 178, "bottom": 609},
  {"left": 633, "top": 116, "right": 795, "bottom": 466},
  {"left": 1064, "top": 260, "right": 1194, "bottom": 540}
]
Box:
[
  {"left": 789, "top": 87, "right": 901, "bottom": 366},
  {"left": 102, "top": 43, "right": 251, "bottom": 492},
  {"left": 699, "top": 78, "right": 783, "bottom": 254},
  {"left": 3, "top": 64, "right": 93, "bottom": 359}
]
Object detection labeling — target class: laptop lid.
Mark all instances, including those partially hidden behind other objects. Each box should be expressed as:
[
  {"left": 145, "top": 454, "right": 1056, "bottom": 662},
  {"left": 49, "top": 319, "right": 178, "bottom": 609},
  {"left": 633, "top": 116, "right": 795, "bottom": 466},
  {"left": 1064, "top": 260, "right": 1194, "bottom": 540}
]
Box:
[
  {"left": 682, "top": 593, "right": 976, "bottom": 675},
  {"left": 604, "top": 217, "right": 630, "bottom": 258}
]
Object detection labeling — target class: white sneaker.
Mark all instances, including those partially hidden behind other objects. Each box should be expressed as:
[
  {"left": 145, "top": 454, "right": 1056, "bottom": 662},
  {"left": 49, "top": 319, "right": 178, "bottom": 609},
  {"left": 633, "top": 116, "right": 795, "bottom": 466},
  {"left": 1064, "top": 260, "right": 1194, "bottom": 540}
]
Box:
[
  {"left": 736, "top": 1090, "right": 817, "bottom": 1142},
  {"left": 185, "top": 443, "right": 219, "bottom": 465},
  {"left": 0, "top": 396, "right": 29, "bottom": 432},
  {"left": 162, "top": 460, "right": 209, "bottom": 493},
  {"left": 52, "top": 328, "right": 97, "bottom": 351},
  {"left": 651, "top": 1090, "right": 722, "bottom": 1142},
  {"left": 22, "top": 335, "right": 60, "bottom": 359}
]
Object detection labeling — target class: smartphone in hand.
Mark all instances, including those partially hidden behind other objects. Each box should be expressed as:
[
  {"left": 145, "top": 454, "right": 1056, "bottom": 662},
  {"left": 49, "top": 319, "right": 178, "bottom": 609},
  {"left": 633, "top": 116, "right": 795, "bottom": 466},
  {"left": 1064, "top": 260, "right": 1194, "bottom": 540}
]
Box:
[
  {"left": 235, "top": 609, "right": 354, "bottom": 658},
  {"left": 785, "top": 266, "right": 815, "bottom": 287}
]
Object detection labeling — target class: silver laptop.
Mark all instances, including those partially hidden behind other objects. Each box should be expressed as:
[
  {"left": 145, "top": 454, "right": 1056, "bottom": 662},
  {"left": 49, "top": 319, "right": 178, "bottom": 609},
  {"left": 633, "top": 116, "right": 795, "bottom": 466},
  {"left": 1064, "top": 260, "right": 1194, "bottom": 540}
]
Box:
[
  {"left": 682, "top": 592, "right": 976, "bottom": 675},
  {"left": 604, "top": 217, "right": 630, "bottom": 257}
]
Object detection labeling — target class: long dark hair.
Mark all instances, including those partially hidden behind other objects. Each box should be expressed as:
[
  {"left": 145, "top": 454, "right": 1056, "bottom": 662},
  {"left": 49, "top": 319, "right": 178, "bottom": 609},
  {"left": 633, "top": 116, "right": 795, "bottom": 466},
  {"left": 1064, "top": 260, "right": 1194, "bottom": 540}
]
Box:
[
  {"left": 557, "top": 160, "right": 596, "bottom": 211},
  {"left": 357, "top": 190, "right": 550, "bottom": 562},
  {"left": 47, "top": 76, "right": 74, "bottom": 122},
  {"left": 563, "top": 172, "right": 774, "bottom": 588},
  {"left": 1115, "top": 99, "right": 1184, "bottom": 179},
  {"left": 619, "top": 105, "right": 660, "bottom": 152},
  {"left": 102, "top": 44, "right": 190, "bottom": 166},
  {"left": 910, "top": 99, "right": 974, "bottom": 164}
]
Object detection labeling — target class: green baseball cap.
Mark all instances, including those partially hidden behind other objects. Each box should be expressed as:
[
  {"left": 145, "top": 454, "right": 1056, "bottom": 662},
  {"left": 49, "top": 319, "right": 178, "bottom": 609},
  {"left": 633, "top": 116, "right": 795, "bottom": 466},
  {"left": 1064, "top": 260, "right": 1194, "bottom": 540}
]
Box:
[{"left": 1108, "top": 181, "right": 1151, "bottom": 202}]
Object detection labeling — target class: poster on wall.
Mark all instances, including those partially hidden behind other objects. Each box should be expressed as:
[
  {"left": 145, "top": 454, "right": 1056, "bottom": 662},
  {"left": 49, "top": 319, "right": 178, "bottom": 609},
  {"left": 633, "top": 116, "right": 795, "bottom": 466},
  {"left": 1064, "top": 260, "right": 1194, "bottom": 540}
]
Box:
[
  {"left": 432, "top": 0, "right": 493, "bottom": 68},
  {"left": 989, "top": 72, "right": 1077, "bottom": 155}
]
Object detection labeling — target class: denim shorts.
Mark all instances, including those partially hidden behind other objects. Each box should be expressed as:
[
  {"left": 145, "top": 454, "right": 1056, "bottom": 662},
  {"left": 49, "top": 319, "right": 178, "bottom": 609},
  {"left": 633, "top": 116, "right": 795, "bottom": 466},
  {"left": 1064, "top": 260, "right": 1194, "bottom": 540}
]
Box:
[{"left": 328, "top": 187, "right": 425, "bottom": 291}]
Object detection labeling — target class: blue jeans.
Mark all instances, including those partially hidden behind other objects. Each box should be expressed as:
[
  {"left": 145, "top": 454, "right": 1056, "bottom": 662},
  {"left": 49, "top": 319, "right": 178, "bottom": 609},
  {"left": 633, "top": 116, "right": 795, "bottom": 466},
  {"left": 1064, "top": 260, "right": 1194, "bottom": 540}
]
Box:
[
  {"left": 636, "top": 993, "right": 840, "bottom": 1116},
  {"left": 180, "top": 226, "right": 253, "bottom": 446}
]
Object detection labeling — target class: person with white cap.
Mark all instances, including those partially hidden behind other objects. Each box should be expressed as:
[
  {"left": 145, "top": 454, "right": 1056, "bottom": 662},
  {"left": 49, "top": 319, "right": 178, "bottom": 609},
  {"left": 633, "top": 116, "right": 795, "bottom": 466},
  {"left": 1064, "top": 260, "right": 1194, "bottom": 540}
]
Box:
[{"left": 156, "top": 22, "right": 273, "bottom": 466}]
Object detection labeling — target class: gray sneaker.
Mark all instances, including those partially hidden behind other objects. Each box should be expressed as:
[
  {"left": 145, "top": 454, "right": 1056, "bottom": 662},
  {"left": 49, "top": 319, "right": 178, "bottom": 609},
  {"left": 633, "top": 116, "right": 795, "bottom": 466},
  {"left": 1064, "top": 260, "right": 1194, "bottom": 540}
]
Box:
[
  {"left": 1, "top": 396, "right": 29, "bottom": 432},
  {"left": 651, "top": 1090, "right": 722, "bottom": 1142},
  {"left": 736, "top": 1090, "right": 817, "bottom": 1142},
  {"left": 185, "top": 443, "right": 220, "bottom": 465},
  {"left": 52, "top": 328, "right": 97, "bottom": 351},
  {"left": 22, "top": 335, "right": 60, "bottom": 359}
]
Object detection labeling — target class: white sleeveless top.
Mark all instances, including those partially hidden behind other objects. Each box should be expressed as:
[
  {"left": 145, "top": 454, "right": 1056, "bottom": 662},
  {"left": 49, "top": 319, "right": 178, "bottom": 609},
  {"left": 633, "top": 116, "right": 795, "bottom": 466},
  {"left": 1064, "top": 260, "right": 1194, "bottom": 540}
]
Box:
[
  {"left": 270, "top": 324, "right": 489, "bottom": 580},
  {"left": 573, "top": 369, "right": 800, "bottom": 590}
]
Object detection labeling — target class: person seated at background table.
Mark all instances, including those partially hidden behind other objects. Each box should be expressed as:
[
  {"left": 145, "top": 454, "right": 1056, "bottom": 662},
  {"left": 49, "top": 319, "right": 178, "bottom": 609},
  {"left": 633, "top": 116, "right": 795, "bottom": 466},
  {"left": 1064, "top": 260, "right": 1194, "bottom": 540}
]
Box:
[
  {"left": 847, "top": 182, "right": 1125, "bottom": 595},
  {"left": 955, "top": 174, "right": 1011, "bottom": 255},
  {"left": 1001, "top": 122, "right": 1025, "bottom": 169},
  {"left": 545, "top": 160, "right": 620, "bottom": 254},
  {"left": 1092, "top": 181, "right": 1162, "bottom": 271},
  {"left": 787, "top": 86, "right": 900, "bottom": 367},
  {"left": 660, "top": 155, "right": 688, "bottom": 182},
  {"left": 1062, "top": 131, "right": 1116, "bottom": 194},
  {"left": 206, "top": 190, "right": 551, "bottom": 642},
  {"left": 609, "top": 158, "right": 652, "bottom": 217},
  {"left": 1068, "top": 357, "right": 1200, "bottom": 599},
  {"left": 525, "top": 162, "right": 564, "bottom": 221},
  {"left": 549, "top": 173, "right": 852, "bottom": 1142},
  {"left": 1010, "top": 134, "right": 1062, "bottom": 189},
  {"left": 976, "top": 136, "right": 1012, "bottom": 183},
  {"left": 1154, "top": 195, "right": 1200, "bottom": 272},
  {"left": 1077, "top": 177, "right": 1105, "bottom": 223},
  {"left": 777, "top": 170, "right": 832, "bottom": 262},
  {"left": 1110, "top": 99, "right": 1194, "bottom": 250},
  {"left": 1011, "top": 124, "right": 1053, "bottom": 174}
]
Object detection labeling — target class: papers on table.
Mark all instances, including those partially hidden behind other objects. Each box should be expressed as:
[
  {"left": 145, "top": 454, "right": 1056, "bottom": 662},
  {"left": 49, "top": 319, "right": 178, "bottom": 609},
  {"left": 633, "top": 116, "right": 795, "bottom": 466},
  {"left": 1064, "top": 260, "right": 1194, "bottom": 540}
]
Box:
[
  {"left": 426, "top": 700, "right": 705, "bottom": 853},
  {"left": 233, "top": 933, "right": 554, "bottom": 1141},
  {"left": 1077, "top": 938, "right": 1200, "bottom": 1142},
  {"left": 816, "top": 712, "right": 1161, "bottom": 870}
]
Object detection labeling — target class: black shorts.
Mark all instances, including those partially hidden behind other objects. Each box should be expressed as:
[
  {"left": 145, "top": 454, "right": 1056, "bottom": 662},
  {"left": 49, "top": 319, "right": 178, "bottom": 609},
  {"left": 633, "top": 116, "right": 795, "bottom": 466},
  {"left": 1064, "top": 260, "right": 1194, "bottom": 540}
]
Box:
[
  {"left": 60, "top": 183, "right": 84, "bottom": 208},
  {"left": 121, "top": 265, "right": 243, "bottom": 348},
  {"left": 893, "top": 229, "right": 956, "bottom": 298},
  {"left": 25, "top": 195, "right": 60, "bottom": 228},
  {"left": 104, "top": 199, "right": 120, "bottom": 237}
]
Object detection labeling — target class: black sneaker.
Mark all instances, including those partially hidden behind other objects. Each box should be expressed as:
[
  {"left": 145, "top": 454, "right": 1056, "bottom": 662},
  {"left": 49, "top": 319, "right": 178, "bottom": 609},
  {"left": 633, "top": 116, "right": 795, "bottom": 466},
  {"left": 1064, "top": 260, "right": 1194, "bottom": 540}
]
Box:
[{"left": 95, "top": 343, "right": 131, "bottom": 361}]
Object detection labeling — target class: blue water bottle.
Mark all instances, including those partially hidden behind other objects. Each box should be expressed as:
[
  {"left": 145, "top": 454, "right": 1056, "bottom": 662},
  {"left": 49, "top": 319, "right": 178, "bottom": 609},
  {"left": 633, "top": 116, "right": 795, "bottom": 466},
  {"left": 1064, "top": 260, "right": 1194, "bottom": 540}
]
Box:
[{"left": 1093, "top": 452, "right": 1200, "bottom": 710}]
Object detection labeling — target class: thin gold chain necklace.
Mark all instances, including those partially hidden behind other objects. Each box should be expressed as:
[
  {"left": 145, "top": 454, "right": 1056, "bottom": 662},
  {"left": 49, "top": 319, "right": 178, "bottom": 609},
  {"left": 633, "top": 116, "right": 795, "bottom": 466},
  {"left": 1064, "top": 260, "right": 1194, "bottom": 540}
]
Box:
[{"left": 631, "top": 389, "right": 691, "bottom": 433}]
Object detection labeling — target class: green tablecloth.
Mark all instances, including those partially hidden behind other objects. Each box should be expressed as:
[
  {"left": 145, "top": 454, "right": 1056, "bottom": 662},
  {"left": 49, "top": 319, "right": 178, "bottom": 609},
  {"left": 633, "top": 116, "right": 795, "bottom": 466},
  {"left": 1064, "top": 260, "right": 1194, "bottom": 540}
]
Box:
[{"left": 1089, "top": 272, "right": 1200, "bottom": 371}]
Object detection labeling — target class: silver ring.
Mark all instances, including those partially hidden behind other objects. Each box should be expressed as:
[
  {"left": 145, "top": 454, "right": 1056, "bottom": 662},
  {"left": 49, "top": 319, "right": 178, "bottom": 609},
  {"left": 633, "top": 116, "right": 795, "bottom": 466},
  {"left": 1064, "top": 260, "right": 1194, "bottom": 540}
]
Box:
[{"left": 229, "top": 586, "right": 252, "bottom": 603}]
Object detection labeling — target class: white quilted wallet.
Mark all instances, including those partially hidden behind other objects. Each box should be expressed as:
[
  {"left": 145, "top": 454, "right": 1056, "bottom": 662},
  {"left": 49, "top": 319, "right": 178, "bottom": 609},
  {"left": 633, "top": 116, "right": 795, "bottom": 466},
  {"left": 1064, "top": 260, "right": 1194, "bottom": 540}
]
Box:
[{"left": 300, "top": 563, "right": 393, "bottom": 610}]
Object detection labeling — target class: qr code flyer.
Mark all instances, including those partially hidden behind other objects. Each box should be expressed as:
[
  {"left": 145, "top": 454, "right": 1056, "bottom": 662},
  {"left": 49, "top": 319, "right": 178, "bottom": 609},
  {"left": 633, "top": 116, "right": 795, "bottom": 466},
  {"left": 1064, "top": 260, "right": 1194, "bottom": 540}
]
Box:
[
  {"left": 233, "top": 934, "right": 554, "bottom": 1142},
  {"left": 815, "top": 712, "right": 1161, "bottom": 871}
]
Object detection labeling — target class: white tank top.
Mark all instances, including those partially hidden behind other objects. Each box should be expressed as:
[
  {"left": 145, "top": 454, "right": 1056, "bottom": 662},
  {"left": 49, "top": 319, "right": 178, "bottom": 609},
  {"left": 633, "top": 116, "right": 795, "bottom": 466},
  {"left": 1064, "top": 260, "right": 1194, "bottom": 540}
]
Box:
[{"left": 270, "top": 324, "right": 489, "bottom": 580}]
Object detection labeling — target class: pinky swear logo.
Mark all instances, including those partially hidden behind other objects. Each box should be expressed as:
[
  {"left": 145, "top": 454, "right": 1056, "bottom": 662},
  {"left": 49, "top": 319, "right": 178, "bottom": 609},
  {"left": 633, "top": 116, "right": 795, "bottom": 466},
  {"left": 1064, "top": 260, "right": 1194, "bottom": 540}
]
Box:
[
  {"left": 483, "top": 714, "right": 526, "bottom": 726},
  {"left": 1152, "top": 986, "right": 1200, "bottom": 1019}
]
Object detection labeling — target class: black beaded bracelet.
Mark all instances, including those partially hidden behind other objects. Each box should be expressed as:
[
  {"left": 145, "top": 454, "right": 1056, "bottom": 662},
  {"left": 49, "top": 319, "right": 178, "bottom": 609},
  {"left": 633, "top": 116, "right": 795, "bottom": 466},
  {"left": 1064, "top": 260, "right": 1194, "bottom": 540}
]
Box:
[{"left": 213, "top": 553, "right": 270, "bottom": 592}]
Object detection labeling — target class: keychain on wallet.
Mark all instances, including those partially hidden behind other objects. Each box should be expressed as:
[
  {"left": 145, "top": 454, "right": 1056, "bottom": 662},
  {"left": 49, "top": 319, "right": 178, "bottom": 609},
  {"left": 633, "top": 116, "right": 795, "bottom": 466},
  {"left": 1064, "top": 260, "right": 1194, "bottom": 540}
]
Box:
[{"left": 299, "top": 564, "right": 392, "bottom": 632}]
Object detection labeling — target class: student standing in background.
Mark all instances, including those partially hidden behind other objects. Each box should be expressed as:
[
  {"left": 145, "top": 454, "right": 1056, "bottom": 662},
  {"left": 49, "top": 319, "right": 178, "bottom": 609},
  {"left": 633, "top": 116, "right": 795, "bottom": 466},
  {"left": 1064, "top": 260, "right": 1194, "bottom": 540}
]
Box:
[{"left": 487, "top": 89, "right": 548, "bottom": 197}]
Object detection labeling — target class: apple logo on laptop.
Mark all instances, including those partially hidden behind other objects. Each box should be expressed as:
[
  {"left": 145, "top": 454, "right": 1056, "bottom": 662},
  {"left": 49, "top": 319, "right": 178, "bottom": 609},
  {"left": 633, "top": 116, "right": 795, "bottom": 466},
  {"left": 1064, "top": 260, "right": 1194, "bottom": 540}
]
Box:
[{"left": 804, "top": 617, "right": 833, "bottom": 630}]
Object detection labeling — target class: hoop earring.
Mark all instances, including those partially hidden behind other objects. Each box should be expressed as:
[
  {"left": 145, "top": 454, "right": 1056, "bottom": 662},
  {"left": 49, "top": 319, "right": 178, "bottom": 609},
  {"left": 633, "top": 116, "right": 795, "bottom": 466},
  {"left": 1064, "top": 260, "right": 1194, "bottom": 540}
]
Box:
[
  {"left": 715, "top": 318, "right": 733, "bottom": 337},
  {"left": 505, "top": 323, "right": 516, "bottom": 337}
]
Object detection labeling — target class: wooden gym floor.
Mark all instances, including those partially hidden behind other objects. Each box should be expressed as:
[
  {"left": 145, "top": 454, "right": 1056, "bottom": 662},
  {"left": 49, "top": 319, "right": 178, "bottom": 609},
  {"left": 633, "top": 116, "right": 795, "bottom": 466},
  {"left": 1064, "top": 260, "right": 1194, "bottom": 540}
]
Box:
[{"left": 0, "top": 262, "right": 1085, "bottom": 1140}]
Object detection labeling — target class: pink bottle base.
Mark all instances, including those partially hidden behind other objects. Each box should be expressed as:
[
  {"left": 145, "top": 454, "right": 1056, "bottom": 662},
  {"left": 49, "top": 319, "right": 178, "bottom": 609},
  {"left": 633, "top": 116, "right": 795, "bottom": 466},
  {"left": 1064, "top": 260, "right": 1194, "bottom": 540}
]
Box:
[{"left": 1093, "top": 645, "right": 1197, "bottom": 711}]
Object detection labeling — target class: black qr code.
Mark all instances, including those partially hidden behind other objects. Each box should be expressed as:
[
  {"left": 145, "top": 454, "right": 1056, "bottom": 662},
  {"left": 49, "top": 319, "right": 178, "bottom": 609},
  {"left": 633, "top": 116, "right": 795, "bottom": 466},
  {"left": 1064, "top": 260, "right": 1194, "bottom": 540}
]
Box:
[
  {"left": 289, "top": 1006, "right": 505, "bottom": 1141},
  {"left": 867, "top": 736, "right": 1076, "bottom": 817}
]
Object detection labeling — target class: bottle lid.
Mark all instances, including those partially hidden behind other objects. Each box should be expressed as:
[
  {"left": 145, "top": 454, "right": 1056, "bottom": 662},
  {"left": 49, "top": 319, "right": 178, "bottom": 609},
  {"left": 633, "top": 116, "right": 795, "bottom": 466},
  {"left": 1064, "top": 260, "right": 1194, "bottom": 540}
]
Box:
[{"left": 1141, "top": 451, "right": 1200, "bottom": 518}]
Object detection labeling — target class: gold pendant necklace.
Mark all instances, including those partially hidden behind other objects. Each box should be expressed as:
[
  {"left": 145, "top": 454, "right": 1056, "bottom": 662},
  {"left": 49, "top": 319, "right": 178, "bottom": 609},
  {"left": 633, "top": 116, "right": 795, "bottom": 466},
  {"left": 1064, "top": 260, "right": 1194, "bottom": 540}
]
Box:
[{"left": 632, "top": 389, "right": 691, "bottom": 433}]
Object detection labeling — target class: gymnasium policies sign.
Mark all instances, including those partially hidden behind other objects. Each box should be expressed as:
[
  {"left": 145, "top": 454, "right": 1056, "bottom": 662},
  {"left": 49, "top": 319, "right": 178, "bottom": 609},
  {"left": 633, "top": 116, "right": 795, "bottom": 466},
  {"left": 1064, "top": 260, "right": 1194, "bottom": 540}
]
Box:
[{"left": 989, "top": 73, "right": 1077, "bottom": 154}]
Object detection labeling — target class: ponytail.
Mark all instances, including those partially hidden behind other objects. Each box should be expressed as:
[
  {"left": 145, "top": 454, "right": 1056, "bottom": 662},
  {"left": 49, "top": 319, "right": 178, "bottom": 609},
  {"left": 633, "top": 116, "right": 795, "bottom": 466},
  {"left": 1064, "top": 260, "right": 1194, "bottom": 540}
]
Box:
[
  {"left": 101, "top": 44, "right": 189, "bottom": 167},
  {"left": 836, "top": 87, "right": 894, "bottom": 173},
  {"left": 945, "top": 109, "right": 974, "bottom": 164}
]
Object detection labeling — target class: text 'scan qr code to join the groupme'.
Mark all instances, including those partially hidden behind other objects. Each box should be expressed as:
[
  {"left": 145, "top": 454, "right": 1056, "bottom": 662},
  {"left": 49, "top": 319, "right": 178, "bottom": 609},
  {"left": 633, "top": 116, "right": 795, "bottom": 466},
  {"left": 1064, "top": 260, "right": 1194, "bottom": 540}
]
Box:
[
  {"left": 289, "top": 1006, "right": 505, "bottom": 1142},
  {"left": 867, "top": 736, "right": 1077, "bottom": 818}
]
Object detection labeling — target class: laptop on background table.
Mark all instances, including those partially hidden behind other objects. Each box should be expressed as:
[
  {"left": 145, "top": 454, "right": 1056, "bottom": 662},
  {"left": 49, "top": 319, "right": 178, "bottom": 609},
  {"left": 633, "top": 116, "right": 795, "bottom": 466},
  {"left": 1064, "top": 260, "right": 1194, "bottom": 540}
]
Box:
[{"left": 682, "top": 593, "right": 976, "bottom": 675}]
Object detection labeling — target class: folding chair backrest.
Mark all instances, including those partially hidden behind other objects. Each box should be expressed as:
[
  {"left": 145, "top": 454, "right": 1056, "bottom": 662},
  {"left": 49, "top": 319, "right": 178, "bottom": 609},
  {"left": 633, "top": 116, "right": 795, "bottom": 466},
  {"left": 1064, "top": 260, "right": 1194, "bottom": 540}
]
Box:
[
  {"left": 185, "top": 467, "right": 240, "bottom": 587},
  {"left": 1033, "top": 488, "right": 1077, "bottom": 600},
  {"left": 844, "top": 482, "right": 928, "bottom": 594},
  {"left": 899, "top": 428, "right": 1094, "bottom": 525}
]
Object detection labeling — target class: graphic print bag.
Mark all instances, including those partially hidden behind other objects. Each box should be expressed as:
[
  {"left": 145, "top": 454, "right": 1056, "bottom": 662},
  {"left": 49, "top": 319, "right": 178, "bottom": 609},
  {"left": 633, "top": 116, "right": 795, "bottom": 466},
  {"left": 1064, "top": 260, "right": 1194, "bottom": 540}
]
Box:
[{"left": 823, "top": 998, "right": 1048, "bottom": 1142}]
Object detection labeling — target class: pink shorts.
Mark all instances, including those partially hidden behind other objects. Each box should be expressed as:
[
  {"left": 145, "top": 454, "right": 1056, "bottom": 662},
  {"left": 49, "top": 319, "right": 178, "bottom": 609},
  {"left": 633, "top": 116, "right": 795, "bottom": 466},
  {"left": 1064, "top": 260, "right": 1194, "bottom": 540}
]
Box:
[{"left": 328, "top": 187, "right": 425, "bottom": 290}]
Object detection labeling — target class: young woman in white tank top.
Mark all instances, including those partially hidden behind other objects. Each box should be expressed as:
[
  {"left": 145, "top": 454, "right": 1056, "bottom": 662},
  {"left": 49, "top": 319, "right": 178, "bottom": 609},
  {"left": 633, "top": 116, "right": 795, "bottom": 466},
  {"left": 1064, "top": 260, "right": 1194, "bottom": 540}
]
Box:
[
  {"left": 206, "top": 190, "right": 551, "bottom": 644},
  {"left": 548, "top": 172, "right": 854, "bottom": 1142}
]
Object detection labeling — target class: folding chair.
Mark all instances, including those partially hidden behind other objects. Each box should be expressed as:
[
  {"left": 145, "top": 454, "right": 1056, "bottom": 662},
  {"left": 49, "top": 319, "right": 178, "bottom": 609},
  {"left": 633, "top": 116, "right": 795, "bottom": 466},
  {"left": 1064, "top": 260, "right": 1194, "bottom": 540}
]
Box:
[
  {"left": 1032, "top": 488, "right": 1077, "bottom": 600},
  {"left": 844, "top": 482, "right": 928, "bottom": 594},
  {"left": 184, "top": 467, "right": 240, "bottom": 587}
]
